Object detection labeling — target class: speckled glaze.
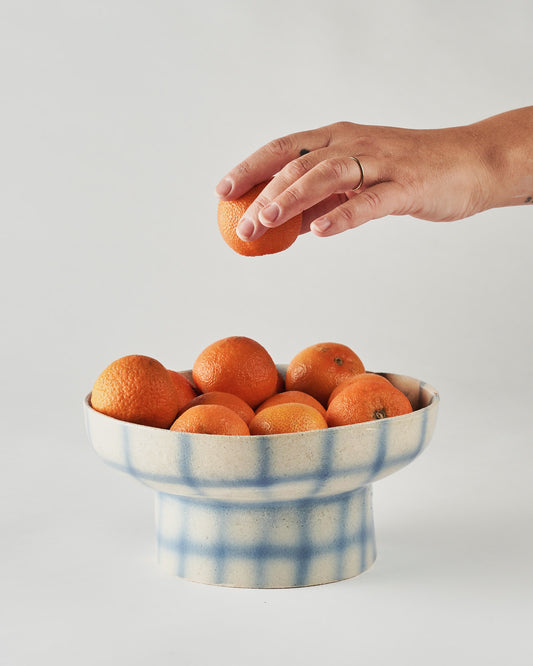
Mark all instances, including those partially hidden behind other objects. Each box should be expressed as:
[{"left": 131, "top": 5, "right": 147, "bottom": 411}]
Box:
[{"left": 84, "top": 370, "right": 439, "bottom": 588}]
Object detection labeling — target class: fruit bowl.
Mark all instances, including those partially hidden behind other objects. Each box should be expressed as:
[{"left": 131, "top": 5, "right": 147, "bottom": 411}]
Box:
[{"left": 84, "top": 368, "right": 439, "bottom": 588}]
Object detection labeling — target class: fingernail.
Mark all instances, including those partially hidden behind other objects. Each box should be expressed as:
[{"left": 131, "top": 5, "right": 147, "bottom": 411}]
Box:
[
  {"left": 237, "top": 217, "right": 255, "bottom": 240},
  {"left": 259, "top": 202, "right": 280, "bottom": 225},
  {"left": 312, "top": 218, "right": 331, "bottom": 233},
  {"left": 215, "top": 178, "right": 232, "bottom": 197}
]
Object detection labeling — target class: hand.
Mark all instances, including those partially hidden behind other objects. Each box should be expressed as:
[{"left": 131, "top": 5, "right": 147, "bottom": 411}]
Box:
[{"left": 215, "top": 119, "right": 500, "bottom": 242}]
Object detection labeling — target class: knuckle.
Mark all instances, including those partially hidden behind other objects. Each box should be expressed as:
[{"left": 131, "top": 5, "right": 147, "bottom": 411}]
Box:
[
  {"left": 253, "top": 193, "right": 271, "bottom": 209},
  {"left": 297, "top": 154, "right": 316, "bottom": 173},
  {"left": 360, "top": 189, "right": 382, "bottom": 212},
  {"left": 336, "top": 204, "right": 355, "bottom": 226},
  {"left": 281, "top": 157, "right": 309, "bottom": 180},
  {"left": 234, "top": 159, "right": 251, "bottom": 177},
  {"left": 266, "top": 135, "right": 294, "bottom": 157},
  {"left": 318, "top": 157, "right": 349, "bottom": 181},
  {"left": 280, "top": 186, "right": 301, "bottom": 208},
  {"left": 332, "top": 120, "right": 355, "bottom": 134}
]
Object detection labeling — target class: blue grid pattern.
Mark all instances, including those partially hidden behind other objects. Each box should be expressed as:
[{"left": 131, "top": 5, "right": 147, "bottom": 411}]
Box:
[
  {"left": 155, "top": 487, "right": 376, "bottom": 587},
  {"left": 86, "top": 401, "right": 434, "bottom": 498},
  {"left": 85, "top": 375, "right": 438, "bottom": 587}
]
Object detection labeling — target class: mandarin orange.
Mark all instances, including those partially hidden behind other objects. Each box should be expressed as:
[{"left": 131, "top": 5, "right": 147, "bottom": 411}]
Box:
[
  {"left": 192, "top": 336, "right": 278, "bottom": 408},
  {"left": 327, "top": 372, "right": 392, "bottom": 406},
  {"left": 285, "top": 342, "right": 365, "bottom": 407},
  {"left": 91, "top": 355, "right": 180, "bottom": 429},
  {"left": 249, "top": 402, "right": 327, "bottom": 435},
  {"left": 177, "top": 391, "right": 255, "bottom": 424},
  {"left": 218, "top": 182, "right": 302, "bottom": 256},
  {"left": 255, "top": 390, "right": 327, "bottom": 419},
  {"left": 170, "top": 404, "right": 250, "bottom": 435},
  {"left": 167, "top": 369, "right": 198, "bottom": 410},
  {"left": 326, "top": 374, "right": 413, "bottom": 426}
]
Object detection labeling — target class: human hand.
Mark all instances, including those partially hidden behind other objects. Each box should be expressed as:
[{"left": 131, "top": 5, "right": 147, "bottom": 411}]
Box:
[{"left": 215, "top": 119, "right": 503, "bottom": 242}]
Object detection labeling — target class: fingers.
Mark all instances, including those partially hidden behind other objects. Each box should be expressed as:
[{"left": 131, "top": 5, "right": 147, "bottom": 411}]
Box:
[
  {"left": 300, "top": 194, "right": 347, "bottom": 234},
  {"left": 310, "top": 182, "right": 409, "bottom": 236},
  {"left": 257, "top": 155, "right": 381, "bottom": 229},
  {"left": 215, "top": 127, "right": 331, "bottom": 200},
  {"left": 236, "top": 148, "right": 332, "bottom": 241},
  {"left": 237, "top": 154, "right": 383, "bottom": 241},
  {"left": 215, "top": 123, "right": 410, "bottom": 247}
]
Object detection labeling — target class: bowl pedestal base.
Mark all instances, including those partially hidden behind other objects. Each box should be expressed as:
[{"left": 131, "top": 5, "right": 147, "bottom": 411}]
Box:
[{"left": 155, "top": 486, "right": 377, "bottom": 588}]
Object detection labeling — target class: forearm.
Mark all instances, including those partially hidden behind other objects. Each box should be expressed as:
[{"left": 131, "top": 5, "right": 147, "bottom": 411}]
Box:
[{"left": 471, "top": 106, "right": 533, "bottom": 209}]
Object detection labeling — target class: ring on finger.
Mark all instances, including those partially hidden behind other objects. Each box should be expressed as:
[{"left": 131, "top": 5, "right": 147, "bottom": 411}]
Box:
[{"left": 349, "top": 156, "right": 364, "bottom": 191}]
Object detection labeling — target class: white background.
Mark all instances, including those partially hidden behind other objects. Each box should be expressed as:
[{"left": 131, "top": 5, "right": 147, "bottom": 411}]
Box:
[{"left": 1, "top": 1, "right": 532, "bottom": 664}]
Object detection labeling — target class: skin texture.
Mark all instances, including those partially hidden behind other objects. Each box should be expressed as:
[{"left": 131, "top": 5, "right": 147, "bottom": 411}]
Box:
[
  {"left": 167, "top": 370, "right": 198, "bottom": 410},
  {"left": 218, "top": 181, "right": 301, "bottom": 255},
  {"left": 249, "top": 403, "right": 328, "bottom": 435},
  {"left": 326, "top": 375, "right": 413, "bottom": 426},
  {"left": 170, "top": 404, "right": 250, "bottom": 436},
  {"left": 176, "top": 391, "right": 255, "bottom": 424},
  {"left": 192, "top": 336, "right": 278, "bottom": 408},
  {"left": 327, "top": 372, "right": 393, "bottom": 406},
  {"left": 285, "top": 342, "right": 365, "bottom": 407},
  {"left": 255, "top": 390, "right": 327, "bottom": 419},
  {"left": 215, "top": 107, "right": 533, "bottom": 243},
  {"left": 91, "top": 355, "right": 180, "bottom": 429}
]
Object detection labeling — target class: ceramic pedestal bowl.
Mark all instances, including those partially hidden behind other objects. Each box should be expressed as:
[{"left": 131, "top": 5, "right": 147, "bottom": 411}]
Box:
[{"left": 84, "top": 370, "right": 439, "bottom": 588}]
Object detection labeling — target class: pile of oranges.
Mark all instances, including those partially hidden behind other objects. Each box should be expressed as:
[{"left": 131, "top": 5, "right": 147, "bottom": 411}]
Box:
[{"left": 90, "top": 336, "right": 413, "bottom": 436}]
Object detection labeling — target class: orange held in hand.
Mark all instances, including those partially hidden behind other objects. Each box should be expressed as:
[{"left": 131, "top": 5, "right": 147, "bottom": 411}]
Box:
[
  {"left": 249, "top": 403, "right": 328, "bottom": 435},
  {"left": 192, "top": 336, "right": 278, "bottom": 409},
  {"left": 218, "top": 182, "right": 302, "bottom": 256},
  {"left": 91, "top": 355, "right": 180, "bottom": 429},
  {"left": 326, "top": 373, "right": 413, "bottom": 426},
  {"left": 285, "top": 342, "right": 365, "bottom": 407},
  {"left": 170, "top": 404, "right": 250, "bottom": 435}
]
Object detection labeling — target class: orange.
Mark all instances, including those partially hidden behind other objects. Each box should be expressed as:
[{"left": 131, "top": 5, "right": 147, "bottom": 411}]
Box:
[
  {"left": 249, "top": 402, "right": 328, "bottom": 435},
  {"left": 217, "top": 181, "right": 302, "bottom": 256},
  {"left": 327, "top": 372, "right": 392, "bottom": 406},
  {"left": 256, "top": 390, "right": 327, "bottom": 419},
  {"left": 326, "top": 374, "right": 412, "bottom": 427},
  {"left": 177, "top": 391, "right": 255, "bottom": 424},
  {"left": 167, "top": 370, "right": 198, "bottom": 410},
  {"left": 285, "top": 342, "right": 365, "bottom": 407},
  {"left": 91, "top": 355, "right": 180, "bottom": 429},
  {"left": 192, "top": 336, "right": 278, "bottom": 408},
  {"left": 170, "top": 404, "right": 250, "bottom": 436}
]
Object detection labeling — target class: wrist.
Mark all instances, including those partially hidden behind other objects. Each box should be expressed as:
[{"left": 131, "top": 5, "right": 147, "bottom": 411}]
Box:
[{"left": 470, "top": 107, "right": 533, "bottom": 209}]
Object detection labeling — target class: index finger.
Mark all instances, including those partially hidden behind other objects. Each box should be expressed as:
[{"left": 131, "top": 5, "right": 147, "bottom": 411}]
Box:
[{"left": 215, "top": 126, "right": 331, "bottom": 200}]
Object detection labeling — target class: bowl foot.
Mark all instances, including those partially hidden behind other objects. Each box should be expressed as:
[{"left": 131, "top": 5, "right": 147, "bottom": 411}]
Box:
[{"left": 155, "top": 486, "right": 376, "bottom": 588}]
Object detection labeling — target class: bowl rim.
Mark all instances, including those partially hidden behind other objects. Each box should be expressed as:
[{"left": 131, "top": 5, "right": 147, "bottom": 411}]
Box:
[{"left": 84, "top": 370, "right": 439, "bottom": 442}]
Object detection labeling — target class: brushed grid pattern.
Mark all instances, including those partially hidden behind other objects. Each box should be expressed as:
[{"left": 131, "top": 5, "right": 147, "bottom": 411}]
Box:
[
  {"left": 85, "top": 376, "right": 438, "bottom": 586},
  {"left": 155, "top": 487, "right": 376, "bottom": 588},
  {"left": 86, "top": 406, "right": 433, "bottom": 499}
]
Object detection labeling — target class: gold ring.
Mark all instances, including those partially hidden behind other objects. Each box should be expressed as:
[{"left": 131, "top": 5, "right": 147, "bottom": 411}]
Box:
[{"left": 349, "top": 156, "right": 364, "bottom": 191}]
